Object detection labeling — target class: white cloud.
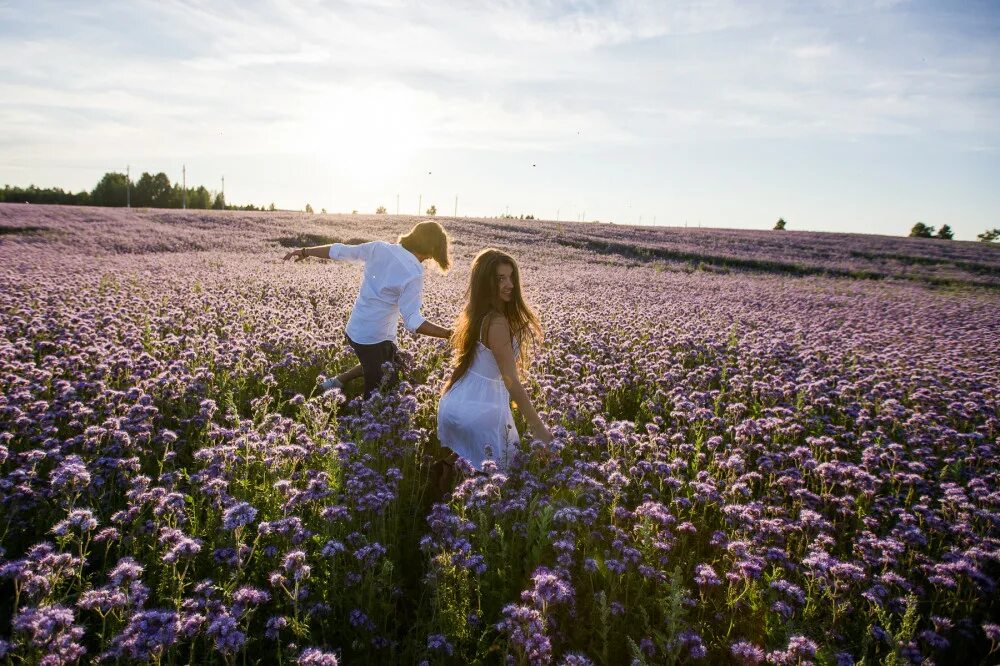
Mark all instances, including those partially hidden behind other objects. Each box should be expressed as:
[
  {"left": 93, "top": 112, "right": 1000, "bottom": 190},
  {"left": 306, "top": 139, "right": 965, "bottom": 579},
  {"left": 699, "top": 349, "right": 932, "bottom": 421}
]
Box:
[
  {"left": 792, "top": 44, "right": 835, "bottom": 59},
  {"left": 1, "top": 0, "right": 998, "bottom": 234}
]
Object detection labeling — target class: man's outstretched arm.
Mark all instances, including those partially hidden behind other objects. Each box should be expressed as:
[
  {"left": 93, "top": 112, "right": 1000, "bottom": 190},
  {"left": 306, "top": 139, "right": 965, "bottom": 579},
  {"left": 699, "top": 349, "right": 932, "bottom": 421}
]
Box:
[{"left": 283, "top": 242, "right": 374, "bottom": 262}]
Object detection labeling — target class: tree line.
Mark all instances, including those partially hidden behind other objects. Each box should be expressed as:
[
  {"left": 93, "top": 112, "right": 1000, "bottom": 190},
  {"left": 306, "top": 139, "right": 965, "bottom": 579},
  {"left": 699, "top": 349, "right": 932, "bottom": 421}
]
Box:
[
  {"left": 3, "top": 177, "right": 998, "bottom": 242},
  {"left": 0, "top": 172, "right": 270, "bottom": 211}
]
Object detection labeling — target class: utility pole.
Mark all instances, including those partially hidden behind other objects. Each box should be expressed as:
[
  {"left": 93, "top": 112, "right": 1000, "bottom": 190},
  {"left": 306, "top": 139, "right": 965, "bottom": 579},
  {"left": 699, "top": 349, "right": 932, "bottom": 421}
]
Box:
[
  {"left": 556, "top": 209, "right": 559, "bottom": 222},
  {"left": 222, "top": 176, "right": 225, "bottom": 205},
  {"left": 182, "top": 165, "right": 187, "bottom": 209},
  {"left": 454, "top": 195, "right": 458, "bottom": 217},
  {"left": 126, "top": 165, "right": 130, "bottom": 209}
]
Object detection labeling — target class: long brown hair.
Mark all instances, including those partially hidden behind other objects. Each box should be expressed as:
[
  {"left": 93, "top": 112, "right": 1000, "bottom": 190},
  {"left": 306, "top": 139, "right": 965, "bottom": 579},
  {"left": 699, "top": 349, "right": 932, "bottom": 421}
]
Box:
[
  {"left": 443, "top": 248, "right": 541, "bottom": 393},
  {"left": 399, "top": 221, "right": 450, "bottom": 271}
]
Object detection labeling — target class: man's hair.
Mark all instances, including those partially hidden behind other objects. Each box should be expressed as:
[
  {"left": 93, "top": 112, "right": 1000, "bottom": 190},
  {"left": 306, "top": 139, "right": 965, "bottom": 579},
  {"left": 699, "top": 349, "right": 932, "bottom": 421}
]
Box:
[{"left": 399, "top": 221, "right": 450, "bottom": 271}]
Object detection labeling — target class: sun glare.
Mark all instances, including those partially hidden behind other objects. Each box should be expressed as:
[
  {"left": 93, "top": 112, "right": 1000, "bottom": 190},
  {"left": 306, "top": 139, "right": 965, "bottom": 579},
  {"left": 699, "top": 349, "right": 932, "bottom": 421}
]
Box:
[{"left": 305, "top": 85, "right": 427, "bottom": 188}]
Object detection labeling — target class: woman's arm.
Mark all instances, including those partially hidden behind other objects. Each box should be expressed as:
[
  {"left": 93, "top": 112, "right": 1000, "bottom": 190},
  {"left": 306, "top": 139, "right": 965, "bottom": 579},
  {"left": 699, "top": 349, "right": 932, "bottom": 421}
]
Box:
[{"left": 486, "top": 316, "right": 552, "bottom": 443}]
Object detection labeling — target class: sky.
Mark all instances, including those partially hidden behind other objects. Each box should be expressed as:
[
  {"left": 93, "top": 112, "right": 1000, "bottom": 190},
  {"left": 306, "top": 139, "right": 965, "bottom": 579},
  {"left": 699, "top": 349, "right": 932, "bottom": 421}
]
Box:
[{"left": 1, "top": 0, "right": 998, "bottom": 239}]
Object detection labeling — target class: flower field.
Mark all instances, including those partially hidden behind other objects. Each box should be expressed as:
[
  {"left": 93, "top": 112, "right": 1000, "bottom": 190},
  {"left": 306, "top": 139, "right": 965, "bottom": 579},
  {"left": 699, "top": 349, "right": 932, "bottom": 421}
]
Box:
[{"left": 1, "top": 204, "right": 998, "bottom": 665}]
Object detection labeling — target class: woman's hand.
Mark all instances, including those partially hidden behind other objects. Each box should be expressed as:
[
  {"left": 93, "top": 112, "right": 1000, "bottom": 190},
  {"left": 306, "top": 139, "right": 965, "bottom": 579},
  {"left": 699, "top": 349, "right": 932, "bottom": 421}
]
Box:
[{"left": 283, "top": 248, "right": 307, "bottom": 262}]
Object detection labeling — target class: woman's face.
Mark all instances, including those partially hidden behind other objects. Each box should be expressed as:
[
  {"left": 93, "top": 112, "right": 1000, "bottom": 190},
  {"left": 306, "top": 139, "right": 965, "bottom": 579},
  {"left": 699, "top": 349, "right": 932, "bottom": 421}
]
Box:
[{"left": 495, "top": 262, "right": 515, "bottom": 303}]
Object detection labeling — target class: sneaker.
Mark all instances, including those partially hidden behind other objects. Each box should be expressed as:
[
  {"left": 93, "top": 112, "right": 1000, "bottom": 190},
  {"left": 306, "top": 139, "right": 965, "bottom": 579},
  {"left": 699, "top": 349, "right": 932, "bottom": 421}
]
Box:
[{"left": 320, "top": 377, "right": 344, "bottom": 392}]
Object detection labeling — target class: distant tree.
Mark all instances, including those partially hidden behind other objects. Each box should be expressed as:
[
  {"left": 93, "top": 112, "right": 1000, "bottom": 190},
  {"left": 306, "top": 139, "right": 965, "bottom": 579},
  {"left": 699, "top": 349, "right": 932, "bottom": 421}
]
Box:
[
  {"left": 526, "top": 214, "right": 534, "bottom": 220},
  {"left": 0, "top": 184, "right": 89, "bottom": 205},
  {"left": 168, "top": 184, "right": 186, "bottom": 208},
  {"left": 774, "top": 218, "right": 786, "bottom": 230},
  {"left": 188, "top": 186, "right": 211, "bottom": 209},
  {"left": 977, "top": 228, "right": 1000, "bottom": 243},
  {"left": 90, "top": 172, "right": 130, "bottom": 207},
  {"left": 376, "top": 206, "right": 387, "bottom": 214},
  {"left": 935, "top": 224, "right": 954, "bottom": 240},
  {"left": 426, "top": 205, "right": 437, "bottom": 216},
  {"left": 133, "top": 172, "right": 172, "bottom": 208},
  {"left": 305, "top": 203, "right": 314, "bottom": 213},
  {"left": 321, "top": 208, "right": 327, "bottom": 214},
  {"left": 268, "top": 202, "right": 276, "bottom": 211},
  {"left": 212, "top": 192, "right": 226, "bottom": 209},
  {"left": 909, "top": 222, "right": 935, "bottom": 238}
]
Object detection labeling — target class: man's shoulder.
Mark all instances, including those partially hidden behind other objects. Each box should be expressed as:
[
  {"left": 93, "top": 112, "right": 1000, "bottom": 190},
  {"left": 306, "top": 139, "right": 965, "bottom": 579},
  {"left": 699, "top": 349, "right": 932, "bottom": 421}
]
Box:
[
  {"left": 368, "top": 241, "right": 397, "bottom": 262},
  {"left": 385, "top": 244, "right": 423, "bottom": 275}
]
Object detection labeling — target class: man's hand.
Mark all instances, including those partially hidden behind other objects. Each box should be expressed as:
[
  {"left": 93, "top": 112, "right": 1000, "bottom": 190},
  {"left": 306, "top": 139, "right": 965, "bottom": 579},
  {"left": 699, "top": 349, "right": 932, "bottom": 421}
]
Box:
[{"left": 283, "top": 248, "right": 307, "bottom": 262}]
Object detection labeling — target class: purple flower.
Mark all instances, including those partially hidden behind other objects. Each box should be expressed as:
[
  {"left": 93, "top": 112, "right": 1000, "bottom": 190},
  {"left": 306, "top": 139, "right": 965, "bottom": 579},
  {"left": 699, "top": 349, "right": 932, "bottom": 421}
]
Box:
[
  {"left": 731, "top": 640, "right": 766, "bottom": 665},
  {"left": 321, "top": 540, "right": 345, "bottom": 557},
  {"left": 109, "top": 609, "right": 180, "bottom": 660},
  {"left": 222, "top": 501, "right": 258, "bottom": 530},
  {"left": 52, "top": 509, "right": 98, "bottom": 536},
  {"left": 834, "top": 652, "right": 855, "bottom": 666},
  {"left": 77, "top": 586, "right": 128, "bottom": 613},
  {"left": 694, "top": 563, "right": 721, "bottom": 588},
  {"left": 522, "top": 566, "right": 574, "bottom": 609},
  {"left": 265, "top": 615, "right": 288, "bottom": 640},
  {"left": 180, "top": 612, "right": 206, "bottom": 638},
  {"left": 93, "top": 527, "right": 120, "bottom": 543},
  {"left": 282, "top": 550, "right": 311, "bottom": 581},
  {"left": 12, "top": 604, "right": 86, "bottom": 665},
  {"left": 678, "top": 630, "right": 707, "bottom": 659},
  {"left": 427, "top": 633, "right": 454, "bottom": 655},
  {"left": 349, "top": 609, "right": 375, "bottom": 632},
  {"left": 298, "top": 647, "right": 339, "bottom": 665},
  {"left": 50, "top": 455, "right": 90, "bottom": 491},
  {"left": 497, "top": 604, "right": 551, "bottom": 664},
  {"left": 108, "top": 557, "right": 142, "bottom": 586},
  {"left": 233, "top": 586, "right": 270, "bottom": 612},
  {"left": 767, "top": 635, "right": 818, "bottom": 665},
  {"left": 207, "top": 613, "right": 245, "bottom": 653},
  {"left": 162, "top": 534, "right": 202, "bottom": 564}
]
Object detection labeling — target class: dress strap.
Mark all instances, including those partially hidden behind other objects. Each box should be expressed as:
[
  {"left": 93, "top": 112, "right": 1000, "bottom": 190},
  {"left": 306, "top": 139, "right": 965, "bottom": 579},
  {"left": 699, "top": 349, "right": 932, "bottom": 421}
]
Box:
[{"left": 479, "top": 313, "right": 493, "bottom": 345}]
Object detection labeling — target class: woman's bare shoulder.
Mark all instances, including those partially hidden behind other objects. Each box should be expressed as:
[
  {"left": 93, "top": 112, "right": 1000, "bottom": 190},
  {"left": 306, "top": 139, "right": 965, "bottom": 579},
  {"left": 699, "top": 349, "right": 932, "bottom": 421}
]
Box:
[
  {"left": 484, "top": 312, "right": 512, "bottom": 348},
  {"left": 485, "top": 312, "right": 511, "bottom": 332}
]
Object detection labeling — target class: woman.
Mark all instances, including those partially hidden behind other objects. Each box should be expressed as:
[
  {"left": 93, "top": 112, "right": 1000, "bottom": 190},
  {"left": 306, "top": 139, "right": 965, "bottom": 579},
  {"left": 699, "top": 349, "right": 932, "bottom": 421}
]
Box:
[
  {"left": 437, "top": 248, "right": 552, "bottom": 473},
  {"left": 283, "top": 221, "right": 453, "bottom": 398}
]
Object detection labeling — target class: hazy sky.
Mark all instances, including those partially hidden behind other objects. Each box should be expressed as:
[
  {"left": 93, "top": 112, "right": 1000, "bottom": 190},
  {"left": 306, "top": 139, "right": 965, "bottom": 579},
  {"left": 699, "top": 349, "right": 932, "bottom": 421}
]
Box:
[{"left": 2, "top": 0, "right": 998, "bottom": 238}]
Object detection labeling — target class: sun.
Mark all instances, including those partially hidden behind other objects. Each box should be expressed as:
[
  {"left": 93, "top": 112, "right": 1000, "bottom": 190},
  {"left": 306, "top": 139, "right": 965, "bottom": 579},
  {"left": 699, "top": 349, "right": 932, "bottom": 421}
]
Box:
[{"left": 304, "top": 84, "right": 428, "bottom": 188}]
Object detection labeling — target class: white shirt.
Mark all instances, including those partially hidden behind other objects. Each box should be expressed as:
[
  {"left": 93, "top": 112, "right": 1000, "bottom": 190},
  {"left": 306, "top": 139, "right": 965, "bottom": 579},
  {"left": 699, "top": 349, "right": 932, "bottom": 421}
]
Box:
[{"left": 328, "top": 241, "right": 426, "bottom": 345}]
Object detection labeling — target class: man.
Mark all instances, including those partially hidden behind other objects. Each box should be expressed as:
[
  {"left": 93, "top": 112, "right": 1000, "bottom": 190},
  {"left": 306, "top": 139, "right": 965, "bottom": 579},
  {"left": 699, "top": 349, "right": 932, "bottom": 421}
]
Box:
[{"left": 283, "top": 221, "right": 453, "bottom": 398}]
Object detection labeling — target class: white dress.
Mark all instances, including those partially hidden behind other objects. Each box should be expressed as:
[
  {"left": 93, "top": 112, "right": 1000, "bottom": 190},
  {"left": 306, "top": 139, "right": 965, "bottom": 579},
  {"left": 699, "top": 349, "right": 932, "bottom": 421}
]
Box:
[{"left": 438, "top": 336, "right": 520, "bottom": 471}]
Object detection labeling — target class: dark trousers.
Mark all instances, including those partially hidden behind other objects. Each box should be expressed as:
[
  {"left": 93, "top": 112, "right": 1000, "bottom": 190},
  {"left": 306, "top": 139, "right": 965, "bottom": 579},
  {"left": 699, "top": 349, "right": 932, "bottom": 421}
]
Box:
[{"left": 346, "top": 334, "right": 399, "bottom": 398}]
